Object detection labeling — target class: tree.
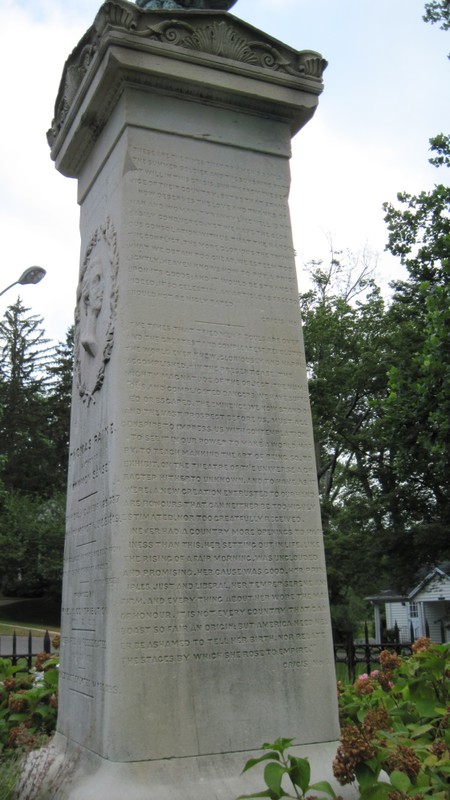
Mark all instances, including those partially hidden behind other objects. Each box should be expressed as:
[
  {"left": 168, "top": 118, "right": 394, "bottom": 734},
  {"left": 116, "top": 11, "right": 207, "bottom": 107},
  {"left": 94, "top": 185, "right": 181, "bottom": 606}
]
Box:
[
  {"left": 0, "top": 491, "right": 65, "bottom": 598},
  {"left": 300, "top": 217, "right": 450, "bottom": 623},
  {"left": 46, "top": 326, "right": 74, "bottom": 491},
  {"left": 0, "top": 304, "right": 73, "bottom": 599},
  {"left": 381, "top": 134, "right": 450, "bottom": 580},
  {"left": 423, "top": 1, "right": 450, "bottom": 34},
  {"left": 300, "top": 248, "right": 388, "bottom": 516},
  {"left": 299, "top": 251, "right": 394, "bottom": 626},
  {"left": 0, "top": 299, "right": 54, "bottom": 496}
]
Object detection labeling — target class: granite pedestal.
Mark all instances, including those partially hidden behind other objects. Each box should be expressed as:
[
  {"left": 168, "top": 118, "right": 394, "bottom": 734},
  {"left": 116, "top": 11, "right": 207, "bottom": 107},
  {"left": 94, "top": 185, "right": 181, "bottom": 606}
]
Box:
[{"left": 33, "top": 2, "right": 340, "bottom": 796}]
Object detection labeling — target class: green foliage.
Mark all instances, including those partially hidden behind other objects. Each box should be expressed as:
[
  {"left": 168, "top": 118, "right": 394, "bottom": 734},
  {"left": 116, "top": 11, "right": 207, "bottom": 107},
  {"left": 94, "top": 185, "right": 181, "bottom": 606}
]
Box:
[
  {"left": 302, "top": 127, "right": 450, "bottom": 610},
  {"left": 380, "top": 133, "right": 450, "bottom": 585},
  {"left": 0, "top": 492, "right": 65, "bottom": 598},
  {"left": 0, "top": 300, "right": 54, "bottom": 496},
  {"left": 429, "top": 134, "right": 450, "bottom": 168},
  {"left": 238, "top": 738, "right": 337, "bottom": 800},
  {"left": 0, "top": 653, "right": 59, "bottom": 754},
  {"left": 334, "top": 641, "right": 450, "bottom": 799},
  {"left": 0, "top": 300, "right": 73, "bottom": 599},
  {"left": 423, "top": 2, "right": 450, "bottom": 32},
  {"left": 300, "top": 252, "right": 395, "bottom": 619},
  {"left": 45, "top": 326, "right": 74, "bottom": 487}
]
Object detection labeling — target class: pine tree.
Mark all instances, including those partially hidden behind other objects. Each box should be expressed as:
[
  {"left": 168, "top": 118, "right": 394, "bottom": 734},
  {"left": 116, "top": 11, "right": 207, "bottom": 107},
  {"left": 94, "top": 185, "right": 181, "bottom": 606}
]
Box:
[
  {"left": 46, "top": 326, "right": 74, "bottom": 492},
  {"left": 0, "top": 299, "right": 54, "bottom": 496}
]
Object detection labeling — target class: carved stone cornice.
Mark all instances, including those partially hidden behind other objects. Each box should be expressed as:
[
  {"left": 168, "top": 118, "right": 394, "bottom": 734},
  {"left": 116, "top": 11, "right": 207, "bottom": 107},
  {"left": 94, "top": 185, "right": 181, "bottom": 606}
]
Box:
[
  {"left": 48, "top": 0, "right": 326, "bottom": 145},
  {"left": 48, "top": 0, "right": 327, "bottom": 176},
  {"left": 143, "top": 18, "right": 326, "bottom": 79}
]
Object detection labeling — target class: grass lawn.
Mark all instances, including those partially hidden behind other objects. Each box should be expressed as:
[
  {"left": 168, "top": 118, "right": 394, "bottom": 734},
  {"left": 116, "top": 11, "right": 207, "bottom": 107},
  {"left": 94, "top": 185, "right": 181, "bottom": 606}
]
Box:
[
  {"left": 0, "top": 597, "right": 61, "bottom": 634},
  {"left": 0, "top": 621, "right": 60, "bottom": 636}
]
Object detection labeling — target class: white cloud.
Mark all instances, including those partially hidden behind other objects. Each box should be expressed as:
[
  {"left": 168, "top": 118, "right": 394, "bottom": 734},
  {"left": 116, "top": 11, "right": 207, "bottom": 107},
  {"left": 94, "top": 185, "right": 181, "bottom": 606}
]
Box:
[
  {"left": 0, "top": 0, "right": 449, "bottom": 339},
  {"left": 0, "top": 2, "right": 85, "bottom": 339}
]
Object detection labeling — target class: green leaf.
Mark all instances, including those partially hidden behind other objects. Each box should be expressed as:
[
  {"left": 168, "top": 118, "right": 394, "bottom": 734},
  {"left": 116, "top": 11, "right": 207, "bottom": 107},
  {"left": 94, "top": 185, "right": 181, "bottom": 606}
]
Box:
[
  {"left": 309, "top": 780, "right": 337, "bottom": 799},
  {"left": 263, "top": 739, "right": 296, "bottom": 753},
  {"left": 7, "top": 712, "right": 27, "bottom": 723},
  {"left": 355, "top": 763, "right": 378, "bottom": 791},
  {"left": 359, "top": 783, "right": 393, "bottom": 800},
  {"left": 409, "top": 722, "right": 434, "bottom": 739},
  {"left": 242, "top": 753, "right": 281, "bottom": 773},
  {"left": 264, "top": 763, "right": 287, "bottom": 797},
  {"left": 389, "top": 771, "right": 411, "bottom": 794},
  {"left": 44, "top": 669, "right": 59, "bottom": 688},
  {"left": 34, "top": 705, "right": 56, "bottom": 718},
  {"left": 414, "top": 698, "right": 439, "bottom": 717},
  {"left": 289, "top": 756, "right": 310, "bottom": 794}
]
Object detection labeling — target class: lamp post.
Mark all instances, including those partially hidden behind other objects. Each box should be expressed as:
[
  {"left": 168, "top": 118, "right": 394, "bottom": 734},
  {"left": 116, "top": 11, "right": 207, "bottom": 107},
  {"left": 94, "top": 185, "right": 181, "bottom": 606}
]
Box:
[{"left": 0, "top": 267, "right": 46, "bottom": 298}]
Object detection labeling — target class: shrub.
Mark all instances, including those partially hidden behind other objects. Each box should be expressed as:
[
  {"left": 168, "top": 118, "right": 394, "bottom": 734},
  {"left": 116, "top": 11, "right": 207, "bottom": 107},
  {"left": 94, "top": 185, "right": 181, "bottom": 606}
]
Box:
[
  {"left": 0, "top": 654, "right": 58, "bottom": 754},
  {"left": 237, "top": 737, "right": 338, "bottom": 800},
  {"left": 334, "top": 640, "right": 450, "bottom": 799},
  {"left": 238, "top": 642, "right": 449, "bottom": 800}
]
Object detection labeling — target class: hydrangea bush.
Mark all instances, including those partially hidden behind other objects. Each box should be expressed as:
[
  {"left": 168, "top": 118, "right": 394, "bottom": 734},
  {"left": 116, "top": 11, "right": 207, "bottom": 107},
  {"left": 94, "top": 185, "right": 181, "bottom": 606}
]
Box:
[
  {"left": 238, "top": 639, "right": 449, "bottom": 800},
  {"left": 334, "top": 639, "right": 450, "bottom": 799},
  {"left": 0, "top": 636, "right": 59, "bottom": 754}
]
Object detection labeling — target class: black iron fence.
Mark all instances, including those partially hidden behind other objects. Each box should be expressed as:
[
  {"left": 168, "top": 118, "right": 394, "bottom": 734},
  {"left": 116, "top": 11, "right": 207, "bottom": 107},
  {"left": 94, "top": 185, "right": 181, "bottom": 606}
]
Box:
[
  {"left": 333, "top": 619, "right": 441, "bottom": 682},
  {"left": 0, "top": 620, "right": 446, "bottom": 681},
  {"left": 0, "top": 629, "right": 52, "bottom": 670}
]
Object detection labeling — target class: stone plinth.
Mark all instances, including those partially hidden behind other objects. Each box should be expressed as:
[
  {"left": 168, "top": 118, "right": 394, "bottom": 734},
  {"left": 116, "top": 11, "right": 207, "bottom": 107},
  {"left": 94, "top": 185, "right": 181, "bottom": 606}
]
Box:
[{"left": 40, "top": 1, "right": 339, "bottom": 796}]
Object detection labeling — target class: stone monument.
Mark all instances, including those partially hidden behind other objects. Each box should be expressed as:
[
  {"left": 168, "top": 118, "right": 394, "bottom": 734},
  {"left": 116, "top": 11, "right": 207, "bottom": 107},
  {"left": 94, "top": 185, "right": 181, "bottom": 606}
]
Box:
[{"left": 41, "top": 0, "right": 339, "bottom": 796}]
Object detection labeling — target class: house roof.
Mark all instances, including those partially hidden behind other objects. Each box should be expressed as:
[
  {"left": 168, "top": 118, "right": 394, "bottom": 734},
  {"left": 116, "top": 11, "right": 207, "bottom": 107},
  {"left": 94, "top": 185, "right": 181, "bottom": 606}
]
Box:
[
  {"left": 409, "top": 567, "right": 450, "bottom": 600},
  {"left": 366, "top": 589, "right": 407, "bottom": 605},
  {"left": 367, "top": 566, "right": 450, "bottom": 605}
]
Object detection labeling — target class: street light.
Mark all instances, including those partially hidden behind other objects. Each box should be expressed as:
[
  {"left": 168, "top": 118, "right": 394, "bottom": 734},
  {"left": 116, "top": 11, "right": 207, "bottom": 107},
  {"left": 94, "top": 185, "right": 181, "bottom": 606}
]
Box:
[{"left": 0, "top": 267, "right": 46, "bottom": 298}]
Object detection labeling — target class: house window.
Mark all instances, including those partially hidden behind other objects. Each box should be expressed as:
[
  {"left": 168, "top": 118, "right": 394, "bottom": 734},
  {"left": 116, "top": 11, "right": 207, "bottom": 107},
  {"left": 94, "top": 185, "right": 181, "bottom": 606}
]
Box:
[{"left": 409, "top": 601, "right": 419, "bottom": 618}]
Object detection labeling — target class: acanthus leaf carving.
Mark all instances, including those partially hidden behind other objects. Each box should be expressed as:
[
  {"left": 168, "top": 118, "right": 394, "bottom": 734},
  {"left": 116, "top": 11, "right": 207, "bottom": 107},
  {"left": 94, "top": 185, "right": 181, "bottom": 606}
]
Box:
[
  {"left": 95, "top": 1, "right": 139, "bottom": 35},
  {"left": 145, "top": 18, "right": 327, "bottom": 79},
  {"left": 48, "top": 2, "right": 140, "bottom": 147},
  {"left": 47, "top": 36, "right": 99, "bottom": 147},
  {"left": 182, "top": 21, "right": 260, "bottom": 64},
  {"left": 146, "top": 19, "right": 196, "bottom": 44}
]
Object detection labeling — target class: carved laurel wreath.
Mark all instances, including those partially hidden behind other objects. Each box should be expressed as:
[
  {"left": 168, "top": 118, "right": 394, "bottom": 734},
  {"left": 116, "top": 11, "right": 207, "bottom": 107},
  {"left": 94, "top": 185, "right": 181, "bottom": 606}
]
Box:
[{"left": 75, "top": 217, "right": 119, "bottom": 405}]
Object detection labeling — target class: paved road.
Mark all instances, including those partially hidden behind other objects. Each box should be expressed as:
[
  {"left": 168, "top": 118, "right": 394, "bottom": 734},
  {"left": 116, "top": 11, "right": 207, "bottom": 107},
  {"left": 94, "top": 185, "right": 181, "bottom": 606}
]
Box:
[
  {"left": 0, "top": 597, "right": 58, "bottom": 657},
  {"left": 0, "top": 634, "right": 54, "bottom": 658}
]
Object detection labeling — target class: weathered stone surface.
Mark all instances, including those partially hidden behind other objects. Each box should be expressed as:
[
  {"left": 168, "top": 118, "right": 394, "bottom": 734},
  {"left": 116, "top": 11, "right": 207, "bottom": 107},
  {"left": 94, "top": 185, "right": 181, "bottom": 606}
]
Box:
[
  {"left": 20, "top": 739, "right": 358, "bottom": 800},
  {"left": 39, "top": 1, "right": 339, "bottom": 797},
  {"left": 136, "top": 0, "right": 238, "bottom": 9}
]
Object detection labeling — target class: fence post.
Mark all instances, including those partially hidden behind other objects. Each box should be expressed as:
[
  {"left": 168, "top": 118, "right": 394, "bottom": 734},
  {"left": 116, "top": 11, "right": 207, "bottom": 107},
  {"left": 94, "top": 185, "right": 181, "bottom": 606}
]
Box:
[
  {"left": 394, "top": 621, "right": 401, "bottom": 654},
  {"left": 12, "top": 630, "right": 17, "bottom": 666},
  {"left": 347, "top": 630, "right": 356, "bottom": 683},
  {"left": 27, "top": 630, "right": 33, "bottom": 670},
  {"left": 44, "top": 630, "right": 51, "bottom": 654},
  {"left": 425, "top": 619, "right": 430, "bottom": 638},
  {"left": 364, "top": 622, "right": 371, "bottom": 675},
  {"left": 410, "top": 621, "right": 415, "bottom": 644}
]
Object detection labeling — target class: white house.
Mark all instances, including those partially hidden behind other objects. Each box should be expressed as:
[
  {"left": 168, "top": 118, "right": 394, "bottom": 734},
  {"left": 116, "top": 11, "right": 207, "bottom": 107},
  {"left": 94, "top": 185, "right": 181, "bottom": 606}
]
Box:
[{"left": 367, "top": 567, "right": 450, "bottom": 644}]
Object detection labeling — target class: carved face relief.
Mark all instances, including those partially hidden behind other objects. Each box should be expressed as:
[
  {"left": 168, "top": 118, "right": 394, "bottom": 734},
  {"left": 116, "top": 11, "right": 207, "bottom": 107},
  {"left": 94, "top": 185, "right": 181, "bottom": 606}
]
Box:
[
  {"left": 75, "top": 219, "right": 119, "bottom": 405},
  {"left": 80, "top": 257, "right": 104, "bottom": 359}
]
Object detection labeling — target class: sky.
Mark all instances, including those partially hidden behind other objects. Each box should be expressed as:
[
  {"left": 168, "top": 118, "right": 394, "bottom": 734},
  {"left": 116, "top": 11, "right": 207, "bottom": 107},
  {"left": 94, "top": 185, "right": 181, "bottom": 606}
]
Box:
[{"left": 0, "top": 0, "right": 449, "bottom": 344}]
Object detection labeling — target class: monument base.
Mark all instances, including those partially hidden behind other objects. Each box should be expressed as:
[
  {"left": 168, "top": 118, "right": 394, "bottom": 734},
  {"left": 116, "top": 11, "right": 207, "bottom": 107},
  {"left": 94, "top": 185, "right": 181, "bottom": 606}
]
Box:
[{"left": 18, "top": 734, "right": 357, "bottom": 800}]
